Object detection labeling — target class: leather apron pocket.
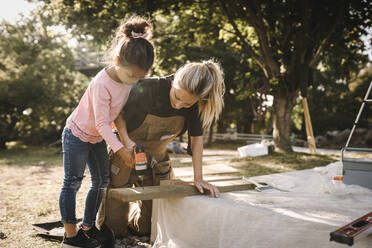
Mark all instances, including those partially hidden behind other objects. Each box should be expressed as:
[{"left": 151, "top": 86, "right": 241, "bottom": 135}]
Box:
[
  {"left": 152, "top": 159, "right": 172, "bottom": 186},
  {"left": 109, "top": 150, "right": 132, "bottom": 188}
]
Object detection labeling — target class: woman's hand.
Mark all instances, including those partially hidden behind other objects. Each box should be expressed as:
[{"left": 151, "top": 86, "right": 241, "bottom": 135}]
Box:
[
  {"left": 117, "top": 146, "right": 135, "bottom": 168},
  {"left": 194, "top": 179, "right": 220, "bottom": 198}
]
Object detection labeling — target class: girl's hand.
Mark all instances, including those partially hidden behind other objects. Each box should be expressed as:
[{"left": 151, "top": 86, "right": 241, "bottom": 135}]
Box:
[
  {"left": 122, "top": 137, "right": 136, "bottom": 151},
  {"left": 117, "top": 146, "right": 135, "bottom": 168},
  {"left": 194, "top": 179, "right": 220, "bottom": 198}
]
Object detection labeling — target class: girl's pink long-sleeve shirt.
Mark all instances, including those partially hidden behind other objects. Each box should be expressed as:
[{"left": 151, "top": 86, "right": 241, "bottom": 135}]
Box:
[{"left": 66, "top": 68, "right": 131, "bottom": 152}]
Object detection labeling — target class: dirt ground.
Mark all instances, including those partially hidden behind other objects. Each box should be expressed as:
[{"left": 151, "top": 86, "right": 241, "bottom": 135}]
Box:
[{"left": 0, "top": 145, "right": 338, "bottom": 247}]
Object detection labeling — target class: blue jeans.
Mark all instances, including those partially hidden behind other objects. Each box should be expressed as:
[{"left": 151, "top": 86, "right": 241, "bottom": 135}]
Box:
[{"left": 59, "top": 127, "right": 110, "bottom": 227}]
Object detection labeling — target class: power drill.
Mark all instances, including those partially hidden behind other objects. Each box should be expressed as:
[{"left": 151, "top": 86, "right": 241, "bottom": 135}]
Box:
[{"left": 134, "top": 144, "right": 147, "bottom": 188}]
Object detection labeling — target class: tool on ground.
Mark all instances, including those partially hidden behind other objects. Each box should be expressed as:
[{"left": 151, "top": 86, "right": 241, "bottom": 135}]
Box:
[
  {"left": 134, "top": 144, "right": 147, "bottom": 189},
  {"left": 242, "top": 177, "right": 286, "bottom": 192},
  {"left": 330, "top": 211, "right": 372, "bottom": 246}
]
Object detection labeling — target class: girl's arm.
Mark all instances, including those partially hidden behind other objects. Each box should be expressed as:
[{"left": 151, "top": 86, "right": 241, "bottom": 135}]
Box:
[
  {"left": 191, "top": 135, "right": 220, "bottom": 197},
  {"left": 92, "top": 84, "right": 125, "bottom": 153},
  {"left": 114, "top": 115, "right": 136, "bottom": 168}
]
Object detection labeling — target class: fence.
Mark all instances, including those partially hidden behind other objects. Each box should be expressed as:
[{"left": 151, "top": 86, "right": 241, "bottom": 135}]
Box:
[{"left": 203, "top": 132, "right": 273, "bottom": 144}]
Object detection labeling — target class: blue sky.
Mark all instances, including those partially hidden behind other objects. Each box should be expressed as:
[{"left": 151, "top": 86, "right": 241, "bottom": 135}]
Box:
[{"left": 0, "top": 0, "right": 37, "bottom": 23}]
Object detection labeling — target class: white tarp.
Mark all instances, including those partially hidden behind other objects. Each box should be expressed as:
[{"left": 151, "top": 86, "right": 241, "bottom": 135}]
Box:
[
  {"left": 238, "top": 143, "right": 269, "bottom": 157},
  {"left": 152, "top": 162, "right": 372, "bottom": 248}
]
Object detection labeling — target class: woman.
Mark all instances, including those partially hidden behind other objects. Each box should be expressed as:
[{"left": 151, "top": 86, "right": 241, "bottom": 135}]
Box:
[{"left": 97, "top": 59, "right": 225, "bottom": 237}]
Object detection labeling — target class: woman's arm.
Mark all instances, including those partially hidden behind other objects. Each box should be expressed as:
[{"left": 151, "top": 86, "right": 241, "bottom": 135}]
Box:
[
  {"left": 114, "top": 115, "right": 136, "bottom": 168},
  {"left": 191, "top": 135, "right": 220, "bottom": 197}
]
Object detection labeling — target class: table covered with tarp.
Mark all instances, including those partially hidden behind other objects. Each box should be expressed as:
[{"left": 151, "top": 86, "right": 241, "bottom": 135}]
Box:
[{"left": 151, "top": 162, "right": 372, "bottom": 248}]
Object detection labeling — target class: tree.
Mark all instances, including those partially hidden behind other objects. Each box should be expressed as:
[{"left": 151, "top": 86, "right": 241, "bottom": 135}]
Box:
[
  {"left": 37, "top": 0, "right": 371, "bottom": 151},
  {"left": 152, "top": 11, "right": 262, "bottom": 134},
  {"left": 0, "top": 15, "right": 84, "bottom": 149},
  {"left": 307, "top": 65, "right": 372, "bottom": 136},
  {"left": 215, "top": 0, "right": 370, "bottom": 151}
]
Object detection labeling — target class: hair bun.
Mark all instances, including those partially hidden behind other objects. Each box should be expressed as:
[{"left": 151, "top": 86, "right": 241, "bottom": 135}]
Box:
[
  {"left": 105, "top": 15, "right": 155, "bottom": 72},
  {"left": 121, "top": 15, "right": 152, "bottom": 39}
]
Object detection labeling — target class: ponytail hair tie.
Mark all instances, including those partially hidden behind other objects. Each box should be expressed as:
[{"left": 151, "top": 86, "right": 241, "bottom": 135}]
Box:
[
  {"left": 203, "top": 61, "right": 212, "bottom": 72},
  {"left": 131, "top": 30, "right": 150, "bottom": 39}
]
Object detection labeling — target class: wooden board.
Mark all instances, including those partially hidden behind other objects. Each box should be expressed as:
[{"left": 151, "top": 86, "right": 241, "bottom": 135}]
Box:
[
  {"left": 109, "top": 179, "right": 255, "bottom": 202},
  {"left": 160, "top": 176, "right": 243, "bottom": 185},
  {"left": 302, "top": 97, "right": 317, "bottom": 153},
  {"left": 173, "top": 164, "right": 239, "bottom": 177}
]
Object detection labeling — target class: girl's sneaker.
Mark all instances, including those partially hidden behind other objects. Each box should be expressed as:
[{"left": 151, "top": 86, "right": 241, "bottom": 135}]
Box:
[
  {"left": 61, "top": 228, "right": 100, "bottom": 248},
  {"left": 82, "top": 224, "right": 115, "bottom": 248}
]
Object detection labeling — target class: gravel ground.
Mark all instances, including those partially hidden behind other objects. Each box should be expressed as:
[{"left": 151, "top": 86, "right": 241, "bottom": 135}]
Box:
[{"left": 114, "top": 235, "right": 152, "bottom": 248}]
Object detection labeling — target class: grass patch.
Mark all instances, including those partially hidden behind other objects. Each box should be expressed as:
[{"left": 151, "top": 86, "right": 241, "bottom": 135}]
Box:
[
  {"left": 228, "top": 151, "right": 338, "bottom": 177},
  {"left": 0, "top": 145, "right": 61, "bottom": 167},
  {"left": 205, "top": 140, "right": 247, "bottom": 150}
]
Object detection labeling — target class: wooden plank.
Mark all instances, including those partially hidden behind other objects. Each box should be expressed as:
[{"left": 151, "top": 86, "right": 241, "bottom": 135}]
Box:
[
  {"left": 302, "top": 97, "right": 317, "bottom": 154},
  {"left": 210, "top": 133, "right": 273, "bottom": 142},
  {"left": 173, "top": 164, "right": 239, "bottom": 177},
  {"left": 173, "top": 156, "right": 236, "bottom": 164},
  {"left": 160, "top": 179, "right": 192, "bottom": 186},
  {"left": 160, "top": 176, "right": 243, "bottom": 185},
  {"left": 109, "top": 180, "right": 255, "bottom": 202}
]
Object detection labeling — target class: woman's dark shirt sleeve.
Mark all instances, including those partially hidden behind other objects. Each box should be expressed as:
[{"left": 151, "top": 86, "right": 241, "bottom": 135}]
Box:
[
  {"left": 185, "top": 104, "right": 203, "bottom": 156},
  {"left": 186, "top": 104, "right": 203, "bottom": 137}
]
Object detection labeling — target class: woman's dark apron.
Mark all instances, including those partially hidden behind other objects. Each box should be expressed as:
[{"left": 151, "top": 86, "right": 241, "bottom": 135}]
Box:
[{"left": 97, "top": 114, "right": 185, "bottom": 237}]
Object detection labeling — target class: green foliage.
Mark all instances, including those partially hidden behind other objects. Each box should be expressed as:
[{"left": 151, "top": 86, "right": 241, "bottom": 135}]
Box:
[
  {"left": 34, "top": 0, "right": 273, "bottom": 133},
  {"left": 152, "top": 9, "right": 265, "bottom": 133},
  {"left": 307, "top": 65, "right": 372, "bottom": 135},
  {"left": 291, "top": 97, "right": 304, "bottom": 132},
  {"left": 32, "top": 0, "right": 371, "bottom": 147},
  {"left": 0, "top": 15, "right": 86, "bottom": 148}
]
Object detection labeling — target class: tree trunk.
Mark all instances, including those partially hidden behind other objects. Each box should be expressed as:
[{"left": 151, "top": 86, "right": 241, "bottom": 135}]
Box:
[
  {"left": 272, "top": 91, "right": 298, "bottom": 151},
  {"left": 251, "top": 119, "right": 266, "bottom": 134},
  {"left": 0, "top": 137, "right": 7, "bottom": 150}
]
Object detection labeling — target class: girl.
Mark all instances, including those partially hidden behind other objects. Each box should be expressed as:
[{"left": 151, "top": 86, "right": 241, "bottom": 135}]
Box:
[
  {"left": 60, "top": 15, "right": 154, "bottom": 248},
  {"left": 98, "top": 59, "right": 225, "bottom": 237}
]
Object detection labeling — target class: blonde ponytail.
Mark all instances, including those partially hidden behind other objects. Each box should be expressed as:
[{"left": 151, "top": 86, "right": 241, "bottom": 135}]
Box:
[{"left": 174, "top": 59, "right": 225, "bottom": 128}]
